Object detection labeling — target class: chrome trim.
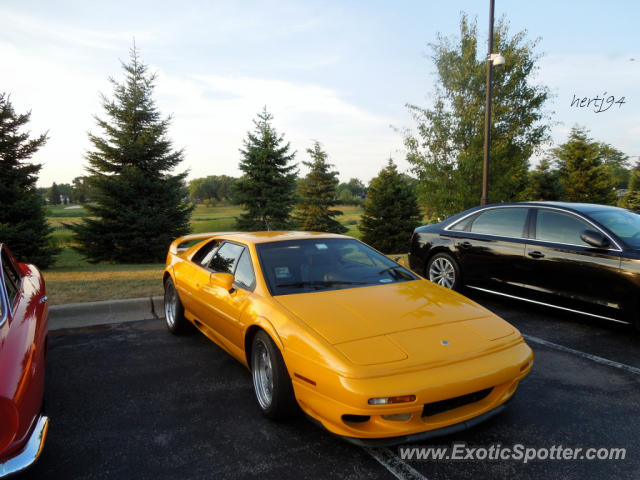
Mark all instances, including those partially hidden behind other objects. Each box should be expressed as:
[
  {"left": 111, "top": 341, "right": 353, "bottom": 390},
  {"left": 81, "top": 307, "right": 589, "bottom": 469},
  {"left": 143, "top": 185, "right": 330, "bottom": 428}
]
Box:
[
  {"left": 0, "top": 301, "right": 6, "bottom": 328},
  {"left": 524, "top": 237, "right": 622, "bottom": 252},
  {"left": 466, "top": 286, "right": 631, "bottom": 324},
  {"left": 0, "top": 415, "right": 49, "bottom": 477},
  {"left": 0, "top": 285, "right": 7, "bottom": 328},
  {"left": 443, "top": 205, "right": 623, "bottom": 252}
]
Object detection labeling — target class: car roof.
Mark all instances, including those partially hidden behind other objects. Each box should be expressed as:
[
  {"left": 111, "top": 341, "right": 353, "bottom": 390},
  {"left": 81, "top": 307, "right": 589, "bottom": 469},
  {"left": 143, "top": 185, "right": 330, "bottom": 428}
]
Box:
[
  {"left": 475, "top": 201, "right": 627, "bottom": 215},
  {"left": 211, "top": 231, "right": 350, "bottom": 245}
]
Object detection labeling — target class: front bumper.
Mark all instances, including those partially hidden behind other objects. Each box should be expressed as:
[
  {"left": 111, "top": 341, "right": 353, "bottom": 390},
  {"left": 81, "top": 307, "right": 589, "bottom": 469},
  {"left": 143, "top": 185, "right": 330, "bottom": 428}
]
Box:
[
  {"left": 292, "top": 340, "right": 533, "bottom": 440},
  {"left": 339, "top": 400, "right": 509, "bottom": 447},
  {"left": 0, "top": 415, "right": 49, "bottom": 478}
]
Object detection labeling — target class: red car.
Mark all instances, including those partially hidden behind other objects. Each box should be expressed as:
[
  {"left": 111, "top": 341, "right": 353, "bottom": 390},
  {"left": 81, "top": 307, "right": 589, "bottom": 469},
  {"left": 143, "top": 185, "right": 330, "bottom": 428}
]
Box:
[{"left": 0, "top": 244, "right": 49, "bottom": 477}]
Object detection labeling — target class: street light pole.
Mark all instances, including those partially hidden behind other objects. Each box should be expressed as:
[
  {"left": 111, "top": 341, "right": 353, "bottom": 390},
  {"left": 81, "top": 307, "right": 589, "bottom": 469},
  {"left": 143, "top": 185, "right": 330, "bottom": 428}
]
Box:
[{"left": 481, "top": 0, "right": 495, "bottom": 206}]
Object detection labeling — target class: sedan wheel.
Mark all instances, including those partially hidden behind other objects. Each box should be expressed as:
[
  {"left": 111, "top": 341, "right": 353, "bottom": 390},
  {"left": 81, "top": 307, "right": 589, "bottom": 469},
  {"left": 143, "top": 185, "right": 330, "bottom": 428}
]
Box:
[
  {"left": 251, "top": 331, "right": 298, "bottom": 419},
  {"left": 428, "top": 253, "right": 460, "bottom": 290}
]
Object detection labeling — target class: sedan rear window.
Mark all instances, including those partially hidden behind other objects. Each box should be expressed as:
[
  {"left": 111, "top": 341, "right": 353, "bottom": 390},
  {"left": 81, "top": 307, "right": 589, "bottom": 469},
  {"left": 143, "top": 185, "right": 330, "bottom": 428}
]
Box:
[{"left": 468, "top": 208, "right": 528, "bottom": 238}]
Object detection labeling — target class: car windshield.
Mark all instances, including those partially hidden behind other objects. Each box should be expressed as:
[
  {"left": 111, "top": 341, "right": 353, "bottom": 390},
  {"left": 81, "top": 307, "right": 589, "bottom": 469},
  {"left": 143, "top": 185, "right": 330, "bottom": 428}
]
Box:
[
  {"left": 256, "top": 238, "right": 418, "bottom": 296},
  {"left": 589, "top": 209, "right": 640, "bottom": 249}
]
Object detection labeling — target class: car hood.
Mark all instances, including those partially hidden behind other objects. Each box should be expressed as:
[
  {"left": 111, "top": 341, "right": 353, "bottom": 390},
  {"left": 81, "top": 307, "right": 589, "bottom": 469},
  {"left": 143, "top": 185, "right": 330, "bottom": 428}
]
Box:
[{"left": 274, "top": 280, "right": 517, "bottom": 366}]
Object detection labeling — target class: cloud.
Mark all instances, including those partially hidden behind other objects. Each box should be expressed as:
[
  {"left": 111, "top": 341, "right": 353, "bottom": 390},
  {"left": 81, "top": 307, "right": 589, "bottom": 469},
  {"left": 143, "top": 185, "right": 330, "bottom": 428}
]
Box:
[
  {"left": 0, "top": 34, "right": 406, "bottom": 186},
  {"left": 0, "top": 8, "right": 155, "bottom": 51},
  {"left": 153, "top": 72, "right": 405, "bottom": 182}
]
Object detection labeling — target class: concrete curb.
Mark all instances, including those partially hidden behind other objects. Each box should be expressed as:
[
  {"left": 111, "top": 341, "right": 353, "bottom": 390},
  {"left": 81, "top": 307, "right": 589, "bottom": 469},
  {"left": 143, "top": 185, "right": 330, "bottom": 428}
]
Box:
[{"left": 48, "top": 296, "right": 164, "bottom": 331}]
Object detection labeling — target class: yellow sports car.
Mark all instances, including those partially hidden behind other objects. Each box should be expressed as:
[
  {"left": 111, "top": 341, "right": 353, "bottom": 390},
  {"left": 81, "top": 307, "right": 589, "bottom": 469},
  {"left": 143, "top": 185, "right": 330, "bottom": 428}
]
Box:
[{"left": 163, "top": 232, "right": 533, "bottom": 445}]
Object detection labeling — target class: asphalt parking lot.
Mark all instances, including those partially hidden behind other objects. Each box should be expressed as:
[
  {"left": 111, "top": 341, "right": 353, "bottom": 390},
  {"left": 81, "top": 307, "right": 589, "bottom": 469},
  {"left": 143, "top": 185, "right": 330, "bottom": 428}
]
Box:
[{"left": 19, "top": 291, "right": 640, "bottom": 479}]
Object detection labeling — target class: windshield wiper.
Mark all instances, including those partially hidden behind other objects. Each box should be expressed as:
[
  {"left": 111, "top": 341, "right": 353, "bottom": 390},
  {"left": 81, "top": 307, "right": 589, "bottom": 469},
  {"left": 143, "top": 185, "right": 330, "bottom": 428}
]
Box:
[
  {"left": 276, "top": 280, "right": 367, "bottom": 289},
  {"left": 378, "top": 265, "right": 413, "bottom": 279},
  {"left": 378, "top": 265, "right": 406, "bottom": 275}
]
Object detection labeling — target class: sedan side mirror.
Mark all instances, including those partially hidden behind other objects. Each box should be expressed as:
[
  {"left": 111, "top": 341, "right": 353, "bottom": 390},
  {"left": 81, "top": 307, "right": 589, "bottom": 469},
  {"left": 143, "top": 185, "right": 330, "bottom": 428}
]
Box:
[
  {"left": 580, "top": 230, "right": 610, "bottom": 249},
  {"left": 210, "top": 272, "right": 235, "bottom": 292}
]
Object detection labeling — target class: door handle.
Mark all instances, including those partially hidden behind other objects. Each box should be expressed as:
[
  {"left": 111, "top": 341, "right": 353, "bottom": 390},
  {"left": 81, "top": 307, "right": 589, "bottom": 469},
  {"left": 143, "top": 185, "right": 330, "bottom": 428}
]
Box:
[
  {"left": 458, "top": 241, "right": 472, "bottom": 250},
  {"left": 39, "top": 295, "right": 48, "bottom": 304},
  {"left": 528, "top": 251, "right": 545, "bottom": 259}
]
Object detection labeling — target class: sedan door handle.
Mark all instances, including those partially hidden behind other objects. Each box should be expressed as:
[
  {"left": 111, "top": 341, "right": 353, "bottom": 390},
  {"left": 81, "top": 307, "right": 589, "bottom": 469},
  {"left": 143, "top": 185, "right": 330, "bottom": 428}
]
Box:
[
  {"left": 458, "top": 241, "right": 473, "bottom": 250},
  {"left": 528, "top": 251, "right": 545, "bottom": 259}
]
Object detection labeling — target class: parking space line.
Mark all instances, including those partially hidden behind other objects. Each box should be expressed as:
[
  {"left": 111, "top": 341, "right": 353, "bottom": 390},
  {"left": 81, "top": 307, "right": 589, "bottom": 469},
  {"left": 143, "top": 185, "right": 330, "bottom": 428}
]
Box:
[
  {"left": 523, "top": 334, "right": 640, "bottom": 376},
  {"left": 363, "top": 447, "right": 428, "bottom": 480}
]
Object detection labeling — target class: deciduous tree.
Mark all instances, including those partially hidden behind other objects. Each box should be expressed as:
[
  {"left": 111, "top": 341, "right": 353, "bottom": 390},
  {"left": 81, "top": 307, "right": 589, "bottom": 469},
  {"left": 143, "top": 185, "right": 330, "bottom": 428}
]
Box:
[{"left": 403, "top": 14, "right": 551, "bottom": 217}]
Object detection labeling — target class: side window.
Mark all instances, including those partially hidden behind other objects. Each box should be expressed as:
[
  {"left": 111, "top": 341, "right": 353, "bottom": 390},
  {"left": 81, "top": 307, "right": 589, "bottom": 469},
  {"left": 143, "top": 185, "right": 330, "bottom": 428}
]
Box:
[
  {"left": 210, "top": 242, "right": 244, "bottom": 274},
  {"left": 535, "top": 210, "right": 590, "bottom": 246},
  {"left": 469, "top": 208, "right": 528, "bottom": 238},
  {"left": 192, "top": 240, "right": 221, "bottom": 267},
  {"left": 449, "top": 215, "right": 476, "bottom": 232},
  {"left": 2, "top": 251, "right": 20, "bottom": 307},
  {"left": 234, "top": 249, "right": 256, "bottom": 290}
]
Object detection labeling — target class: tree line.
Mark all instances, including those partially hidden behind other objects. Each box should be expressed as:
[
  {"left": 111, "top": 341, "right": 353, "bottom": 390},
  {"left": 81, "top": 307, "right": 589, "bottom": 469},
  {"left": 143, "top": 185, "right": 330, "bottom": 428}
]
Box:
[
  {"left": 2, "top": 12, "right": 638, "bottom": 269},
  {"left": 185, "top": 174, "right": 367, "bottom": 207}
]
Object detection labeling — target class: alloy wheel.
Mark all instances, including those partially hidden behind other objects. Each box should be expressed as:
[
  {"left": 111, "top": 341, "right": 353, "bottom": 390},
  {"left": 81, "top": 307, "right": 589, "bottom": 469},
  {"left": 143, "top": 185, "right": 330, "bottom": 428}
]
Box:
[{"left": 429, "top": 257, "right": 456, "bottom": 288}]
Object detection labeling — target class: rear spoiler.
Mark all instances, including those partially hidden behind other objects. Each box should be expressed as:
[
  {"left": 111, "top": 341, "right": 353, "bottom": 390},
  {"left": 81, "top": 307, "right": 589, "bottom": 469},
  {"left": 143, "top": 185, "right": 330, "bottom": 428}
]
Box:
[{"left": 168, "top": 232, "right": 234, "bottom": 255}]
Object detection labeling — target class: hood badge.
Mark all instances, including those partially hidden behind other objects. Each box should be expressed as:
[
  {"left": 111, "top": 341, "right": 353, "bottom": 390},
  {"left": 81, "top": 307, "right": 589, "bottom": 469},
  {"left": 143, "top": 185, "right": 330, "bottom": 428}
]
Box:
[{"left": 441, "top": 340, "right": 450, "bottom": 346}]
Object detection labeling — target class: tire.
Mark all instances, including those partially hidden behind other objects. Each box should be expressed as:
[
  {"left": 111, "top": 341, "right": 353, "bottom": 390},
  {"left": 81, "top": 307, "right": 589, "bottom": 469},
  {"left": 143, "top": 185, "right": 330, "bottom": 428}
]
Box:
[
  {"left": 164, "top": 277, "right": 192, "bottom": 335},
  {"left": 251, "top": 331, "right": 298, "bottom": 419},
  {"left": 427, "top": 252, "right": 461, "bottom": 290}
]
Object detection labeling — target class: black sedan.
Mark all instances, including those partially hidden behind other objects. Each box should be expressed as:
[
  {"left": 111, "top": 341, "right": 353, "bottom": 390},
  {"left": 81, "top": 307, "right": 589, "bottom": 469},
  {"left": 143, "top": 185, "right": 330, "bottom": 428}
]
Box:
[{"left": 409, "top": 202, "right": 640, "bottom": 331}]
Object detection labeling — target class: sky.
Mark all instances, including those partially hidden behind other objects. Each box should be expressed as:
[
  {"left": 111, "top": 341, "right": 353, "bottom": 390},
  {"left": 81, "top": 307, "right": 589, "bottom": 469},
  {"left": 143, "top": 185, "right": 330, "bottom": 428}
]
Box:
[{"left": 1, "top": 0, "right": 639, "bottom": 188}]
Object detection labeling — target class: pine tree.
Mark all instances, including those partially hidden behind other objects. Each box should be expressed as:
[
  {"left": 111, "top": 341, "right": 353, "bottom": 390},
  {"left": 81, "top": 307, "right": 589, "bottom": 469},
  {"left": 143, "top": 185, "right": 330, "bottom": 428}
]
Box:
[
  {"left": 69, "top": 46, "right": 193, "bottom": 263},
  {"left": 552, "top": 127, "right": 616, "bottom": 205},
  {"left": 296, "top": 142, "right": 347, "bottom": 234},
  {"left": 0, "top": 93, "right": 58, "bottom": 268},
  {"left": 48, "top": 182, "right": 61, "bottom": 205},
  {"left": 522, "top": 158, "right": 563, "bottom": 201},
  {"left": 621, "top": 167, "right": 640, "bottom": 210},
  {"left": 359, "top": 160, "right": 422, "bottom": 253},
  {"left": 235, "top": 108, "right": 297, "bottom": 230}
]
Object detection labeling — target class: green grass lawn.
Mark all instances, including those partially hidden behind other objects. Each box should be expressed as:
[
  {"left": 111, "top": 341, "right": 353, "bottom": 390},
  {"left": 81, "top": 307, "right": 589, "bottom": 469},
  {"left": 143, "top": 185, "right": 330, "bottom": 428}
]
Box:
[
  {"left": 46, "top": 204, "right": 90, "bottom": 217},
  {"left": 43, "top": 203, "right": 366, "bottom": 304}
]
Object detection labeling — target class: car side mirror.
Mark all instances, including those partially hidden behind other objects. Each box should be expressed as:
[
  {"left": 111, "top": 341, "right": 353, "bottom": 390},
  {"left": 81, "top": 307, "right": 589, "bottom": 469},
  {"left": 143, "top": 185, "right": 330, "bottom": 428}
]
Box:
[
  {"left": 210, "top": 272, "right": 235, "bottom": 292},
  {"left": 580, "top": 230, "right": 610, "bottom": 249}
]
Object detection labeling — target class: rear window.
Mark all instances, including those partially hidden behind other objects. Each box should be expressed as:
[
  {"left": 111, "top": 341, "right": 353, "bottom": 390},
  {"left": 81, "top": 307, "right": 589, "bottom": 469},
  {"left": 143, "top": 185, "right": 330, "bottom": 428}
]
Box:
[{"left": 468, "top": 208, "right": 528, "bottom": 238}]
